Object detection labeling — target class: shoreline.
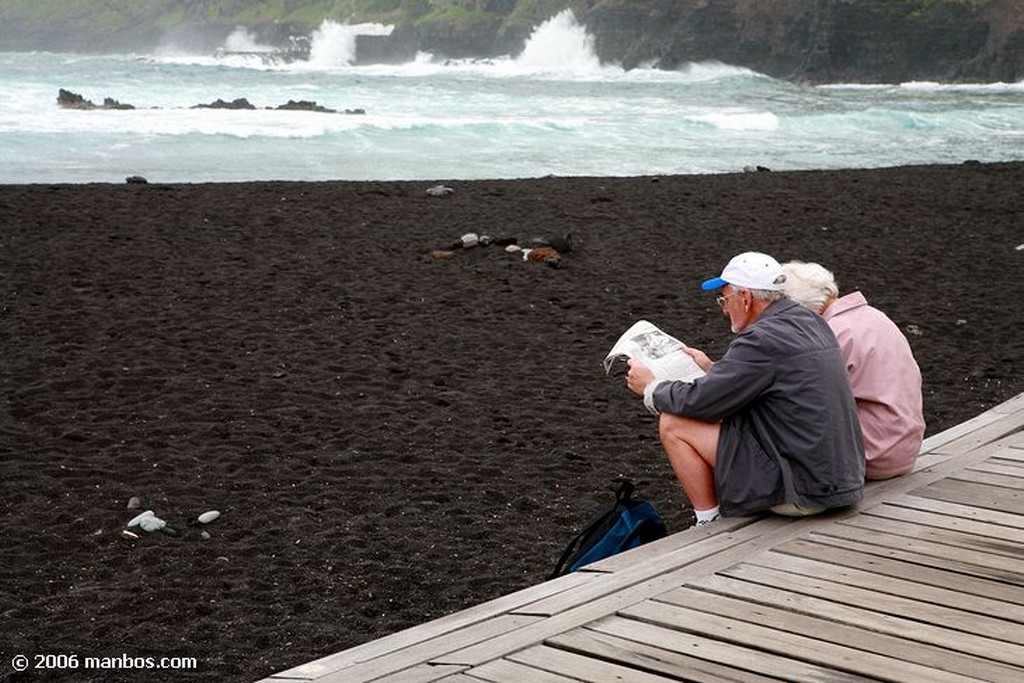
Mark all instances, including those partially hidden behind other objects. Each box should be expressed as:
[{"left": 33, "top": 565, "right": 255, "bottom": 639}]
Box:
[{"left": 3, "top": 159, "right": 1021, "bottom": 188}]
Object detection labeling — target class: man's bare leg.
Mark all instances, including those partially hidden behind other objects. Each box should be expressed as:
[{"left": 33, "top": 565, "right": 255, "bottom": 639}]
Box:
[{"left": 658, "top": 413, "right": 721, "bottom": 512}]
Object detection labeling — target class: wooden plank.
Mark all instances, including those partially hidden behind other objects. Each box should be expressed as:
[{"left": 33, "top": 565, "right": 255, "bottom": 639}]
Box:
[
  {"left": 371, "top": 663, "right": 467, "bottom": 683},
  {"left": 837, "top": 512, "right": 1024, "bottom": 558},
  {"left": 929, "top": 407, "right": 1024, "bottom": 456},
  {"left": 457, "top": 658, "right": 583, "bottom": 683},
  {"left": 972, "top": 460, "right": 1024, "bottom": 475},
  {"left": 260, "top": 571, "right": 592, "bottom": 681},
  {"left": 907, "top": 449, "right": 958, "bottom": 473},
  {"left": 917, "top": 396, "right": 1019, "bottom": 454},
  {"left": 295, "top": 615, "right": 544, "bottom": 683},
  {"left": 749, "top": 549, "right": 1024, "bottom": 625},
  {"left": 811, "top": 524, "right": 1024, "bottom": 581},
  {"left": 801, "top": 530, "right": 1024, "bottom": 587},
  {"left": 683, "top": 572, "right": 1024, "bottom": 668},
  {"left": 544, "top": 626, "right": 782, "bottom": 683},
  {"left": 620, "top": 600, "right": 978, "bottom": 683},
  {"left": 578, "top": 514, "right": 762, "bottom": 574},
  {"left": 882, "top": 493, "right": 1024, "bottom": 529},
  {"left": 721, "top": 561, "right": 1024, "bottom": 643},
  {"left": 655, "top": 584, "right": 1024, "bottom": 678},
  {"left": 775, "top": 537, "right": 1024, "bottom": 604},
  {"left": 998, "top": 430, "right": 1024, "bottom": 451},
  {"left": 951, "top": 468, "right": 1024, "bottom": 490},
  {"left": 506, "top": 644, "right": 682, "bottom": 682},
  {"left": 991, "top": 393, "right": 1024, "bottom": 415},
  {"left": 860, "top": 502, "right": 1024, "bottom": 544},
  {"left": 852, "top": 436, "right": 1021, "bottom": 510},
  {"left": 914, "top": 478, "right": 1024, "bottom": 515},
  {"left": 993, "top": 449, "right": 1024, "bottom": 463},
  {"left": 258, "top": 570, "right": 598, "bottom": 682},
  {"left": 582, "top": 616, "right": 864, "bottom": 683},
  {"left": 922, "top": 394, "right": 1024, "bottom": 455},
  {"left": 721, "top": 561, "right": 1022, "bottom": 646}
]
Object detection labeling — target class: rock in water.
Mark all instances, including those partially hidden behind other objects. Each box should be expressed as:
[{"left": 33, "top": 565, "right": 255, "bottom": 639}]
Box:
[
  {"left": 193, "top": 97, "right": 255, "bottom": 110},
  {"left": 275, "top": 99, "right": 337, "bottom": 113}
]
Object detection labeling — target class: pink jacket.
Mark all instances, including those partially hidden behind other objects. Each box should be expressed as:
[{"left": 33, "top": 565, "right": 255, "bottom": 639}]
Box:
[{"left": 823, "top": 292, "right": 925, "bottom": 479}]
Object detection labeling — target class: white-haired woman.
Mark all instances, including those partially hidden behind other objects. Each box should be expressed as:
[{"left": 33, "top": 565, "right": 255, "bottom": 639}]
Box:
[{"left": 783, "top": 261, "right": 925, "bottom": 479}]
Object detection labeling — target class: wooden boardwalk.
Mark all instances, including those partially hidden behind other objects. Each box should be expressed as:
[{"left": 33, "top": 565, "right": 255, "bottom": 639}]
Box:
[{"left": 260, "top": 393, "right": 1024, "bottom": 683}]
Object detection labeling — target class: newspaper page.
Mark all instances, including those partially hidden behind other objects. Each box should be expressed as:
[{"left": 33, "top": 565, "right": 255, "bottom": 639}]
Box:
[{"left": 603, "top": 320, "right": 706, "bottom": 383}]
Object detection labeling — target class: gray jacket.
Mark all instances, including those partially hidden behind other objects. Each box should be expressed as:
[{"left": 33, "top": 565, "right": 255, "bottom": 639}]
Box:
[{"left": 652, "top": 299, "right": 865, "bottom": 516}]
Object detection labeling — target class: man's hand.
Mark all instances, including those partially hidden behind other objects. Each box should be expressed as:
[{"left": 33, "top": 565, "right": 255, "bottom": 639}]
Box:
[
  {"left": 626, "top": 358, "right": 655, "bottom": 397},
  {"left": 683, "top": 346, "right": 714, "bottom": 373}
]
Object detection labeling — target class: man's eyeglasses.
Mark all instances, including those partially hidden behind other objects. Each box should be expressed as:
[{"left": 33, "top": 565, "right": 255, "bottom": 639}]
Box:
[{"left": 716, "top": 292, "right": 739, "bottom": 308}]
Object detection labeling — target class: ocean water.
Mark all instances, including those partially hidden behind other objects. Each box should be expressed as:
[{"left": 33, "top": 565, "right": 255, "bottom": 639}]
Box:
[{"left": 2, "top": 10, "right": 1023, "bottom": 184}]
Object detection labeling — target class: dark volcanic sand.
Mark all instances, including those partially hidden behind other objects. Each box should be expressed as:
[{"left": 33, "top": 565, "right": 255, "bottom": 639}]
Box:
[{"left": 1, "top": 163, "right": 1022, "bottom": 682}]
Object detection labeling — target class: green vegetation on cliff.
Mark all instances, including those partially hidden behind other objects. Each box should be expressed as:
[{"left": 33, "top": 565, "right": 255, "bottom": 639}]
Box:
[
  {"left": 1, "top": 0, "right": 611, "bottom": 60},
  {"left": 0, "top": 1, "right": 574, "bottom": 31}
]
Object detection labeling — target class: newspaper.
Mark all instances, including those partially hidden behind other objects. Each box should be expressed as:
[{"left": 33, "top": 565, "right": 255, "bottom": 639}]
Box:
[{"left": 603, "top": 320, "right": 706, "bottom": 383}]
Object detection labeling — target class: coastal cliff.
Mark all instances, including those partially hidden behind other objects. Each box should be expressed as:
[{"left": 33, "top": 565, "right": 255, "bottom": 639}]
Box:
[
  {"left": 584, "top": 0, "right": 1024, "bottom": 83},
  {"left": 0, "top": 0, "right": 1021, "bottom": 83}
]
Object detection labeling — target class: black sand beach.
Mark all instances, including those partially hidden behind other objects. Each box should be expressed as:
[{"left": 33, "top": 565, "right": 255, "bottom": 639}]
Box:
[{"left": 1, "top": 163, "right": 1022, "bottom": 682}]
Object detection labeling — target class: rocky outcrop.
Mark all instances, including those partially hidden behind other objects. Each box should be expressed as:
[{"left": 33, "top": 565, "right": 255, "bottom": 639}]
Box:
[
  {"left": 57, "top": 89, "right": 135, "bottom": 110},
  {"left": 193, "top": 97, "right": 257, "bottom": 110},
  {"left": 275, "top": 100, "right": 366, "bottom": 114},
  {"left": 58, "top": 90, "right": 364, "bottom": 114},
  {"left": 188, "top": 97, "right": 364, "bottom": 114},
  {"left": 582, "top": 0, "right": 1023, "bottom": 84}
]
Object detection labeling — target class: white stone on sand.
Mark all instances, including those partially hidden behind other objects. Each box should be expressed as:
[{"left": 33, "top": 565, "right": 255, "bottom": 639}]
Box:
[{"left": 198, "top": 510, "right": 221, "bottom": 524}]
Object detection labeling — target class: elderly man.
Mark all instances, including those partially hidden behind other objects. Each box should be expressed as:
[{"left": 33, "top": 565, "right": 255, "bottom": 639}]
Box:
[
  {"left": 782, "top": 260, "right": 925, "bottom": 479},
  {"left": 626, "top": 252, "right": 864, "bottom": 524}
]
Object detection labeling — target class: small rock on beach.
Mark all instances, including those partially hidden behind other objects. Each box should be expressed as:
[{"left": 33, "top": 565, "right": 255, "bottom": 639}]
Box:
[
  {"left": 138, "top": 515, "right": 167, "bottom": 533},
  {"left": 198, "top": 510, "right": 221, "bottom": 524},
  {"left": 126, "top": 510, "right": 154, "bottom": 528},
  {"left": 425, "top": 184, "right": 454, "bottom": 197}
]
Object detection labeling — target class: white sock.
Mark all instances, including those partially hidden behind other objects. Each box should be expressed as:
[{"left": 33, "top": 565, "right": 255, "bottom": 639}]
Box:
[{"left": 695, "top": 506, "right": 720, "bottom": 523}]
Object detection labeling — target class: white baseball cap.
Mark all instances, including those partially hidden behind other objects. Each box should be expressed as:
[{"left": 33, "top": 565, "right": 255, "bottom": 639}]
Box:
[{"left": 701, "top": 251, "right": 787, "bottom": 291}]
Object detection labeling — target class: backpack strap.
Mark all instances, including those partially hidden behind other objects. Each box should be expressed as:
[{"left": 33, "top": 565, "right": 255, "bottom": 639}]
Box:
[
  {"left": 615, "top": 479, "right": 635, "bottom": 504},
  {"left": 548, "top": 480, "right": 634, "bottom": 579}
]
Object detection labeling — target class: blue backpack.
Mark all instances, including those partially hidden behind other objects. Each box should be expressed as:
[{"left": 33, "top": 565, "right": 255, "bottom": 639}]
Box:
[{"left": 550, "top": 480, "right": 667, "bottom": 578}]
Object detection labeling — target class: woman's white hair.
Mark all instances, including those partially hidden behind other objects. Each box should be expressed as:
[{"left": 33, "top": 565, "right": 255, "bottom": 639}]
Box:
[{"left": 781, "top": 261, "right": 838, "bottom": 313}]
